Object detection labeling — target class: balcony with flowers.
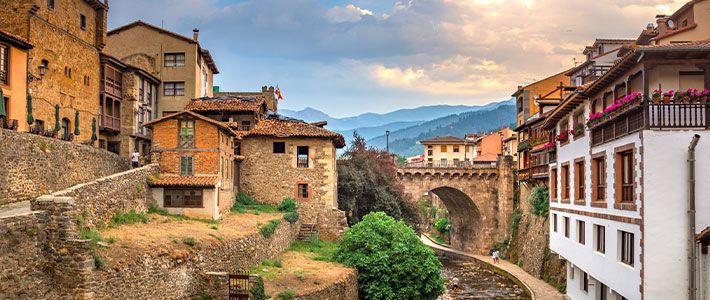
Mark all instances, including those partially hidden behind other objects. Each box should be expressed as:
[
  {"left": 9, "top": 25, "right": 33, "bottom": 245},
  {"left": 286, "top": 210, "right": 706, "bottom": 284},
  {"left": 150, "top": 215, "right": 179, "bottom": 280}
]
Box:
[{"left": 587, "top": 89, "right": 710, "bottom": 146}]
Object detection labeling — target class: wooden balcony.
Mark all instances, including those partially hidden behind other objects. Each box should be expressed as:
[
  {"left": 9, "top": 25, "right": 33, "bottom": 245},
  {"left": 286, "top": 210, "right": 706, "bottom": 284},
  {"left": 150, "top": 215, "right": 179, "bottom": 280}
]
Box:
[
  {"left": 590, "top": 100, "right": 709, "bottom": 147},
  {"left": 518, "top": 164, "right": 550, "bottom": 181},
  {"left": 100, "top": 114, "right": 121, "bottom": 132}
]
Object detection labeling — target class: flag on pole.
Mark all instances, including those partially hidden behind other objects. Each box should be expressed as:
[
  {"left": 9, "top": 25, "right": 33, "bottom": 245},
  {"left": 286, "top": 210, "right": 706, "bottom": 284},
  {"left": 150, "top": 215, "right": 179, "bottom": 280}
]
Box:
[{"left": 275, "top": 86, "right": 284, "bottom": 101}]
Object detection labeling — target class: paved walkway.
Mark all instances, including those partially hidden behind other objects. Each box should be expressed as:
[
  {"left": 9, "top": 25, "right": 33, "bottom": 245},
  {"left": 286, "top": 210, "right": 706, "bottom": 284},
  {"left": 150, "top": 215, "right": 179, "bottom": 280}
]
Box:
[
  {"left": 0, "top": 201, "right": 31, "bottom": 218},
  {"left": 421, "top": 235, "right": 567, "bottom": 300}
]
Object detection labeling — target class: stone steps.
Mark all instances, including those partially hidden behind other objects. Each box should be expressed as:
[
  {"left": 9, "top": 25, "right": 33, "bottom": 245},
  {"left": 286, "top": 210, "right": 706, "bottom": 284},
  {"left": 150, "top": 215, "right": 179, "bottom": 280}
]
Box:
[{"left": 297, "top": 223, "right": 319, "bottom": 241}]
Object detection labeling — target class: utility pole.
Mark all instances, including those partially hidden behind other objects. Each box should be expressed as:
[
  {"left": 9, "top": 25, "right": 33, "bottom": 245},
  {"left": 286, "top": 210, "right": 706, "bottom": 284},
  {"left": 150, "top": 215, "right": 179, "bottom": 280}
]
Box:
[{"left": 386, "top": 130, "right": 390, "bottom": 153}]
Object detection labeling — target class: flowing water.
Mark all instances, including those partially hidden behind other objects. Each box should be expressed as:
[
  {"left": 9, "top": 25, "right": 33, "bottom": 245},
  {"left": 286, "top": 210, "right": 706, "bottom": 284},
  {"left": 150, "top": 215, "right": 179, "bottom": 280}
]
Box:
[{"left": 438, "top": 255, "right": 532, "bottom": 300}]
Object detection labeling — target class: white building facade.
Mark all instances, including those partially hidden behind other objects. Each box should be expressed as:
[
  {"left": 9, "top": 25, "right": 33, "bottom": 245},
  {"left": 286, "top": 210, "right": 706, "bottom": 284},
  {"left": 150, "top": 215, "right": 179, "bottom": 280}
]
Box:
[{"left": 546, "top": 40, "right": 710, "bottom": 300}]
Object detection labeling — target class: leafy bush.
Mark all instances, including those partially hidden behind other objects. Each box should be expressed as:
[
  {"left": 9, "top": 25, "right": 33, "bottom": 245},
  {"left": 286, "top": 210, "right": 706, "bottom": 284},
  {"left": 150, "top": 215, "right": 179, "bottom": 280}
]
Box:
[
  {"left": 109, "top": 209, "right": 148, "bottom": 227},
  {"left": 294, "top": 271, "right": 306, "bottom": 281},
  {"left": 231, "top": 193, "right": 278, "bottom": 214},
  {"left": 79, "top": 227, "right": 104, "bottom": 248},
  {"left": 277, "top": 290, "right": 295, "bottom": 300},
  {"left": 335, "top": 212, "right": 444, "bottom": 300},
  {"left": 250, "top": 276, "right": 267, "bottom": 300},
  {"left": 236, "top": 192, "right": 257, "bottom": 205},
  {"left": 277, "top": 197, "right": 298, "bottom": 212},
  {"left": 283, "top": 211, "right": 299, "bottom": 224},
  {"left": 529, "top": 186, "right": 550, "bottom": 216},
  {"left": 93, "top": 255, "right": 105, "bottom": 269},
  {"left": 337, "top": 133, "right": 421, "bottom": 231},
  {"left": 259, "top": 220, "right": 281, "bottom": 238},
  {"left": 432, "top": 217, "right": 450, "bottom": 234}
]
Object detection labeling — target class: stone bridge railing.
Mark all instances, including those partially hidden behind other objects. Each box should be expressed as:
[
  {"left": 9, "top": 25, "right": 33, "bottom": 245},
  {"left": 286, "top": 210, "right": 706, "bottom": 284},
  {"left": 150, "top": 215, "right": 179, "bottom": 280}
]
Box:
[{"left": 396, "top": 165, "right": 498, "bottom": 179}]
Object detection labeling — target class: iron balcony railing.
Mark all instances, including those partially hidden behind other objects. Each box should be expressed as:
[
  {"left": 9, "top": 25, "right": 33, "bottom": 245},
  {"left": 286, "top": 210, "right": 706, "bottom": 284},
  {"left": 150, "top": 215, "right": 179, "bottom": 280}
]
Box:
[{"left": 297, "top": 157, "right": 309, "bottom": 168}]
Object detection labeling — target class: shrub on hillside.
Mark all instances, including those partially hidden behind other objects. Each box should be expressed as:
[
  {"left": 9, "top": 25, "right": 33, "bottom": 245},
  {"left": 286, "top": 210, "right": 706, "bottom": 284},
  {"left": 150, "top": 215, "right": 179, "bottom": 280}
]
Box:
[
  {"left": 259, "top": 220, "right": 281, "bottom": 238},
  {"left": 277, "top": 197, "right": 298, "bottom": 212},
  {"left": 335, "top": 212, "right": 444, "bottom": 300},
  {"left": 529, "top": 186, "right": 550, "bottom": 216},
  {"left": 337, "top": 133, "right": 421, "bottom": 231},
  {"left": 283, "top": 211, "right": 299, "bottom": 224}
]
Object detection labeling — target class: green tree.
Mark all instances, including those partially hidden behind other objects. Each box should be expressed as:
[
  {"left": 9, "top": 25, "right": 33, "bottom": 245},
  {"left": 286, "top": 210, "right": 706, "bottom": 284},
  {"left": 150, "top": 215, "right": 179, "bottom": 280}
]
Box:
[
  {"left": 335, "top": 212, "right": 444, "bottom": 300},
  {"left": 337, "top": 133, "right": 421, "bottom": 230},
  {"left": 529, "top": 186, "right": 550, "bottom": 216}
]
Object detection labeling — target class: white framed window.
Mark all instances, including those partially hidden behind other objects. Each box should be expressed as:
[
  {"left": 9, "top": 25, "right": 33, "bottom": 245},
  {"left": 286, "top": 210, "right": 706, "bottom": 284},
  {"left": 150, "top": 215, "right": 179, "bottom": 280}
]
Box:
[
  {"left": 164, "top": 82, "right": 185, "bottom": 96},
  {"left": 619, "top": 231, "right": 634, "bottom": 266},
  {"left": 164, "top": 53, "right": 185, "bottom": 67},
  {"left": 594, "top": 224, "right": 606, "bottom": 254}
]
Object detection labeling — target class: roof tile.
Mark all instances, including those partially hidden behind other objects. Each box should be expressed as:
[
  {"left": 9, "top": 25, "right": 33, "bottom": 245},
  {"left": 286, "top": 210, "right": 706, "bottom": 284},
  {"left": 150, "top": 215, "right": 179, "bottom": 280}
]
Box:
[
  {"left": 238, "top": 118, "right": 346, "bottom": 148},
  {"left": 148, "top": 175, "right": 219, "bottom": 188}
]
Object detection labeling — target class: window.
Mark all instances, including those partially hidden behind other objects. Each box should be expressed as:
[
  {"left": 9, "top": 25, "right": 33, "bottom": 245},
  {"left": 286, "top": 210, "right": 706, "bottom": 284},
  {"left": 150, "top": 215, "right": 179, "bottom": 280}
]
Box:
[
  {"left": 573, "top": 111, "right": 585, "bottom": 137},
  {"left": 297, "top": 146, "right": 309, "bottom": 168},
  {"left": 80, "top": 14, "right": 86, "bottom": 30},
  {"left": 139, "top": 78, "right": 145, "bottom": 102},
  {"left": 235, "top": 141, "right": 241, "bottom": 156},
  {"left": 273, "top": 142, "right": 286, "bottom": 154},
  {"left": 560, "top": 120, "right": 569, "bottom": 144},
  {"left": 298, "top": 184, "right": 309, "bottom": 199},
  {"left": 179, "top": 156, "right": 193, "bottom": 176},
  {"left": 178, "top": 119, "right": 194, "bottom": 148},
  {"left": 61, "top": 118, "right": 70, "bottom": 139},
  {"left": 440, "top": 145, "right": 447, "bottom": 152},
  {"left": 577, "top": 220, "right": 585, "bottom": 245},
  {"left": 552, "top": 213, "right": 558, "bottom": 232},
  {"left": 616, "top": 149, "right": 634, "bottom": 204},
  {"left": 427, "top": 149, "right": 433, "bottom": 156},
  {"left": 427, "top": 145, "right": 433, "bottom": 149},
  {"left": 0, "top": 44, "right": 8, "bottom": 84},
  {"left": 550, "top": 168, "right": 558, "bottom": 200},
  {"left": 581, "top": 271, "right": 589, "bottom": 293},
  {"left": 594, "top": 224, "right": 606, "bottom": 253},
  {"left": 564, "top": 216, "right": 570, "bottom": 238},
  {"left": 47, "top": 0, "right": 54, "bottom": 9},
  {"left": 164, "top": 82, "right": 185, "bottom": 96},
  {"left": 562, "top": 164, "right": 570, "bottom": 200},
  {"left": 453, "top": 146, "right": 460, "bottom": 153},
  {"left": 164, "top": 53, "right": 185, "bottom": 67},
  {"left": 575, "top": 159, "right": 585, "bottom": 202},
  {"left": 440, "top": 158, "right": 447, "bottom": 166},
  {"left": 620, "top": 231, "right": 634, "bottom": 266},
  {"left": 599, "top": 283, "right": 608, "bottom": 300},
  {"left": 164, "top": 189, "right": 203, "bottom": 208},
  {"left": 592, "top": 155, "right": 606, "bottom": 202}
]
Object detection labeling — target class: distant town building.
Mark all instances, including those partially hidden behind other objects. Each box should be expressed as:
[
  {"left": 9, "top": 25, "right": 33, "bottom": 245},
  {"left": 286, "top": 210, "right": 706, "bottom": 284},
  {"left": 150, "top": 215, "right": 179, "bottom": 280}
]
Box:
[
  {"left": 105, "top": 21, "right": 219, "bottom": 117},
  {"left": 0, "top": 0, "right": 109, "bottom": 142},
  {"left": 419, "top": 136, "right": 475, "bottom": 167},
  {"left": 545, "top": 2, "right": 710, "bottom": 299},
  {"left": 0, "top": 30, "right": 32, "bottom": 131}
]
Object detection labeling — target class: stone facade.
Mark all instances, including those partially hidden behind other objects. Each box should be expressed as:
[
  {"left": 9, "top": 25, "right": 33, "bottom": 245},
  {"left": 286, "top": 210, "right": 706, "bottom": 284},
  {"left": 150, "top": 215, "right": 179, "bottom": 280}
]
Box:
[
  {"left": 0, "top": 0, "right": 107, "bottom": 142},
  {"left": 47, "top": 164, "right": 160, "bottom": 227},
  {"left": 240, "top": 136, "right": 347, "bottom": 239},
  {"left": 397, "top": 157, "right": 515, "bottom": 254},
  {"left": 0, "top": 129, "right": 130, "bottom": 205}
]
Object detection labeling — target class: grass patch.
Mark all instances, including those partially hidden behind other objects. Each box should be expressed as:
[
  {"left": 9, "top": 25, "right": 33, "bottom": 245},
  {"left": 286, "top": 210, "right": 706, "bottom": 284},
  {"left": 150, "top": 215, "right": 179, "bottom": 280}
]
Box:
[
  {"left": 147, "top": 206, "right": 218, "bottom": 224},
  {"left": 249, "top": 259, "right": 284, "bottom": 280},
  {"left": 210, "top": 225, "right": 218, "bottom": 230},
  {"left": 277, "top": 198, "right": 298, "bottom": 213},
  {"left": 231, "top": 193, "right": 279, "bottom": 214},
  {"left": 93, "top": 254, "right": 105, "bottom": 269},
  {"left": 182, "top": 237, "right": 198, "bottom": 247},
  {"left": 276, "top": 290, "right": 295, "bottom": 300},
  {"left": 80, "top": 227, "right": 104, "bottom": 248},
  {"left": 429, "top": 232, "right": 447, "bottom": 245},
  {"left": 294, "top": 271, "right": 306, "bottom": 281},
  {"left": 259, "top": 220, "right": 281, "bottom": 238},
  {"left": 108, "top": 209, "right": 148, "bottom": 227},
  {"left": 288, "top": 237, "right": 338, "bottom": 262},
  {"left": 208, "top": 233, "right": 223, "bottom": 241}
]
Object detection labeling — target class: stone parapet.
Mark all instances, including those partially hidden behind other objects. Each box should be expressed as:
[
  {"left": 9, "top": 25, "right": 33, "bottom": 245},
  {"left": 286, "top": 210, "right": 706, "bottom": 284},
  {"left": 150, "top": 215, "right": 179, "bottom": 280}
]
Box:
[{"left": 296, "top": 269, "right": 358, "bottom": 300}]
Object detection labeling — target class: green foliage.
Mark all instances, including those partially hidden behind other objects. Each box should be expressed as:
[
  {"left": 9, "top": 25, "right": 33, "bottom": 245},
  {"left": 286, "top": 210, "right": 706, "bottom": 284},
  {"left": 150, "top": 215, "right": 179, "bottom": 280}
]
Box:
[
  {"left": 135, "top": 183, "right": 143, "bottom": 193},
  {"left": 259, "top": 220, "right": 281, "bottom": 238},
  {"left": 148, "top": 206, "right": 219, "bottom": 224},
  {"left": 277, "top": 290, "right": 295, "bottom": 300},
  {"left": 250, "top": 276, "right": 267, "bottom": 300},
  {"left": 491, "top": 240, "right": 509, "bottom": 259},
  {"left": 288, "top": 237, "right": 338, "bottom": 262},
  {"left": 182, "top": 237, "right": 198, "bottom": 247},
  {"left": 544, "top": 275, "right": 566, "bottom": 294},
  {"left": 237, "top": 192, "right": 257, "bottom": 205},
  {"left": 432, "top": 217, "right": 450, "bottom": 234},
  {"left": 277, "top": 197, "right": 298, "bottom": 212},
  {"left": 417, "top": 199, "right": 431, "bottom": 216},
  {"left": 430, "top": 206, "right": 437, "bottom": 219},
  {"left": 337, "top": 133, "right": 422, "bottom": 231},
  {"left": 231, "top": 193, "right": 278, "bottom": 214},
  {"left": 210, "top": 225, "right": 218, "bottom": 230},
  {"left": 529, "top": 186, "right": 550, "bottom": 216},
  {"left": 199, "top": 292, "right": 214, "bottom": 300},
  {"left": 429, "top": 232, "right": 446, "bottom": 245},
  {"left": 108, "top": 209, "right": 148, "bottom": 227},
  {"left": 510, "top": 208, "right": 523, "bottom": 238},
  {"left": 79, "top": 227, "right": 104, "bottom": 248},
  {"left": 249, "top": 259, "right": 283, "bottom": 280},
  {"left": 334, "top": 212, "right": 444, "bottom": 300},
  {"left": 395, "top": 155, "right": 408, "bottom": 166},
  {"left": 283, "top": 211, "right": 299, "bottom": 224},
  {"left": 93, "top": 255, "right": 105, "bottom": 269},
  {"left": 294, "top": 271, "right": 306, "bottom": 281},
  {"left": 208, "top": 233, "right": 223, "bottom": 241},
  {"left": 25, "top": 228, "right": 37, "bottom": 237}
]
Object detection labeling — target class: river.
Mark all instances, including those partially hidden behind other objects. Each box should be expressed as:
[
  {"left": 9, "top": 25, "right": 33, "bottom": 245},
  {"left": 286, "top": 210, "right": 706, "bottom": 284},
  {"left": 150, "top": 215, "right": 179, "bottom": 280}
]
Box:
[{"left": 438, "top": 255, "right": 531, "bottom": 300}]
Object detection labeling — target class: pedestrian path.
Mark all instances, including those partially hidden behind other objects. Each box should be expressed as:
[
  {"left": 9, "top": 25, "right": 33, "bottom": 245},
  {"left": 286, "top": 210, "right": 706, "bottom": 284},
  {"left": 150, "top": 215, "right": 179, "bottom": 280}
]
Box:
[{"left": 421, "top": 234, "right": 567, "bottom": 300}]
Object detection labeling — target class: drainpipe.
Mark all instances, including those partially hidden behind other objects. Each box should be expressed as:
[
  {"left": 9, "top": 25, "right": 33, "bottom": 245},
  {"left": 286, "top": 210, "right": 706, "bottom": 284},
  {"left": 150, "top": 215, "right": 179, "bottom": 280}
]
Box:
[{"left": 688, "top": 134, "right": 700, "bottom": 300}]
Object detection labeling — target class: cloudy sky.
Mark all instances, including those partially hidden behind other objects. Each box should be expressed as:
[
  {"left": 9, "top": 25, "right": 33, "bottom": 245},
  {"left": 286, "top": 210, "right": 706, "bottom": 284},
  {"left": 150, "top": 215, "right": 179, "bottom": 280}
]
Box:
[{"left": 107, "top": 0, "right": 687, "bottom": 117}]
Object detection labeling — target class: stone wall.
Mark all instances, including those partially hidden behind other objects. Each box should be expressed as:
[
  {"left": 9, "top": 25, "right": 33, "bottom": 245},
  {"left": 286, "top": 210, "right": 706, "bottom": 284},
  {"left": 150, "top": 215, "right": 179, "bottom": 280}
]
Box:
[
  {"left": 506, "top": 183, "right": 566, "bottom": 292},
  {"left": 295, "top": 269, "right": 359, "bottom": 300},
  {"left": 0, "top": 129, "right": 130, "bottom": 205},
  {"left": 91, "top": 220, "right": 300, "bottom": 299},
  {"left": 47, "top": 164, "right": 160, "bottom": 227}
]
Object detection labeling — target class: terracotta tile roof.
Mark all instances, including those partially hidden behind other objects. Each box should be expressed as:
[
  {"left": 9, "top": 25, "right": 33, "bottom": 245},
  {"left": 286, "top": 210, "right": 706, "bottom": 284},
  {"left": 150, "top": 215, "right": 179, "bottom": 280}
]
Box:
[
  {"left": 419, "top": 136, "right": 467, "bottom": 144},
  {"left": 148, "top": 175, "right": 219, "bottom": 188},
  {"left": 185, "top": 96, "right": 266, "bottom": 112},
  {"left": 473, "top": 153, "right": 499, "bottom": 162},
  {"left": 143, "top": 110, "right": 236, "bottom": 135},
  {"left": 239, "top": 118, "right": 346, "bottom": 148},
  {"left": 636, "top": 39, "right": 710, "bottom": 49},
  {"left": 0, "top": 30, "right": 32, "bottom": 49}
]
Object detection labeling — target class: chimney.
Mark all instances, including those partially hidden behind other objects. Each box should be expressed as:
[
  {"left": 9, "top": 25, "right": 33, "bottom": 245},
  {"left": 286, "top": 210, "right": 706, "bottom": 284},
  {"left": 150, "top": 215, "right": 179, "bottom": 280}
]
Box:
[
  {"left": 193, "top": 28, "right": 199, "bottom": 41},
  {"left": 262, "top": 86, "right": 268, "bottom": 92},
  {"left": 655, "top": 15, "right": 669, "bottom": 33},
  {"left": 268, "top": 86, "right": 275, "bottom": 92}
]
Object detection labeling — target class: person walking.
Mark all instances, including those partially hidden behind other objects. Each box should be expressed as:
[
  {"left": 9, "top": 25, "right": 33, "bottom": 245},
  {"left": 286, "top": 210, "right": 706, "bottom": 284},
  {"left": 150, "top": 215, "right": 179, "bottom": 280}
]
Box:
[
  {"left": 492, "top": 249, "right": 500, "bottom": 264},
  {"left": 131, "top": 150, "right": 141, "bottom": 169}
]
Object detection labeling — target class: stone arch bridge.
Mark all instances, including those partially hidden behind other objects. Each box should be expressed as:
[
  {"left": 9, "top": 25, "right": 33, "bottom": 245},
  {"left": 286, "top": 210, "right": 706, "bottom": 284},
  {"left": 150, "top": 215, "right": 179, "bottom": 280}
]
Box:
[{"left": 397, "top": 157, "right": 515, "bottom": 254}]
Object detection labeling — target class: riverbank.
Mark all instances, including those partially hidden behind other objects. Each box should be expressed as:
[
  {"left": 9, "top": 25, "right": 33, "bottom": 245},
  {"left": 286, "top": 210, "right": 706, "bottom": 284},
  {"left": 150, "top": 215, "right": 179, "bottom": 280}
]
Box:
[{"left": 422, "top": 234, "right": 567, "bottom": 300}]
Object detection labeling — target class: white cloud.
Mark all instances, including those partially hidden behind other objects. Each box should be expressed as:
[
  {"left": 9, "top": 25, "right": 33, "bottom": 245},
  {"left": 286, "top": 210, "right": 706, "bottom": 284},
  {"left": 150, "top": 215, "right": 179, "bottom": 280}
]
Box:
[{"left": 326, "top": 4, "right": 374, "bottom": 23}]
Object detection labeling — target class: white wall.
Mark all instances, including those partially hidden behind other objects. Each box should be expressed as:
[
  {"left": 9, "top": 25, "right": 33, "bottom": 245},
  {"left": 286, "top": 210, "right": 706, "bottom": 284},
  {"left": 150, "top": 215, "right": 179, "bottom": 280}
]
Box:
[{"left": 643, "top": 130, "right": 710, "bottom": 300}]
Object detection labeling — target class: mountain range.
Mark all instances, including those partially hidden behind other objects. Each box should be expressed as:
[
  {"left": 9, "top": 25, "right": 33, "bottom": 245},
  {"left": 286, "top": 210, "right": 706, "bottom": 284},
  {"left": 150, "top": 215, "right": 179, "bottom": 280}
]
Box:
[{"left": 280, "top": 98, "right": 516, "bottom": 157}]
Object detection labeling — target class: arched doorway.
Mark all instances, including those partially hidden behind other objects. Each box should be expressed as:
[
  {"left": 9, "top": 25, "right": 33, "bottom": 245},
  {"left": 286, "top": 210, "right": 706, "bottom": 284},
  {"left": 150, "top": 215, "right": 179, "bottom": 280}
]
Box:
[{"left": 428, "top": 186, "right": 484, "bottom": 253}]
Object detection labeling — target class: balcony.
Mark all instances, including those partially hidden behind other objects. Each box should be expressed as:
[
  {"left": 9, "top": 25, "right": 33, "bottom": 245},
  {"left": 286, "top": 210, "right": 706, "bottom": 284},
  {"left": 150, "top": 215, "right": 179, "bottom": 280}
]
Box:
[
  {"left": 518, "top": 164, "right": 550, "bottom": 181},
  {"left": 297, "top": 157, "right": 309, "bottom": 168},
  {"left": 518, "top": 134, "right": 552, "bottom": 152},
  {"left": 399, "top": 161, "right": 497, "bottom": 169},
  {"left": 236, "top": 125, "right": 251, "bottom": 131},
  {"left": 100, "top": 114, "right": 121, "bottom": 132},
  {"left": 589, "top": 96, "right": 709, "bottom": 147}
]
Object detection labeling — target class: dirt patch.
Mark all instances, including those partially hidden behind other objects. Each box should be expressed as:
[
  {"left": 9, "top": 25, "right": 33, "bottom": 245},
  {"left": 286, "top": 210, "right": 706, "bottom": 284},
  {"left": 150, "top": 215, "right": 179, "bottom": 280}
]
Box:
[
  {"left": 96, "top": 212, "right": 283, "bottom": 267},
  {"left": 259, "top": 251, "right": 354, "bottom": 297}
]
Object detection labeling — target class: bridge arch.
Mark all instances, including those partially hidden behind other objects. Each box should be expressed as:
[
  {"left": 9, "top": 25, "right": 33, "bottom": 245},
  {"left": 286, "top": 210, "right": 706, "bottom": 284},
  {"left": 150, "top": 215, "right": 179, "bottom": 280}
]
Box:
[{"left": 429, "top": 186, "right": 483, "bottom": 252}]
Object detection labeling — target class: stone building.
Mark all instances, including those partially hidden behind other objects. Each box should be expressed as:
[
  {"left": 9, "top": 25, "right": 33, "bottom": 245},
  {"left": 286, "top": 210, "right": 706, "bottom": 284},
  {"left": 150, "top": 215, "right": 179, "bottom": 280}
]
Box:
[
  {"left": 98, "top": 53, "right": 159, "bottom": 158},
  {"left": 105, "top": 21, "right": 219, "bottom": 117},
  {"left": 419, "top": 136, "right": 475, "bottom": 167},
  {"left": 0, "top": 30, "right": 32, "bottom": 131},
  {"left": 0, "top": 0, "right": 108, "bottom": 142},
  {"left": 145, "top": 110, "right": 236, "bottom": 220}
]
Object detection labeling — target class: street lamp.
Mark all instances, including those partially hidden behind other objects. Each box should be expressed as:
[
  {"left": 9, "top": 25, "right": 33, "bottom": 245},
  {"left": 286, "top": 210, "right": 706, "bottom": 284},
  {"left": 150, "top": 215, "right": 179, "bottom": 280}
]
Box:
[{"left": 386, "top": 130, "right": 390, "bottom": 153}]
